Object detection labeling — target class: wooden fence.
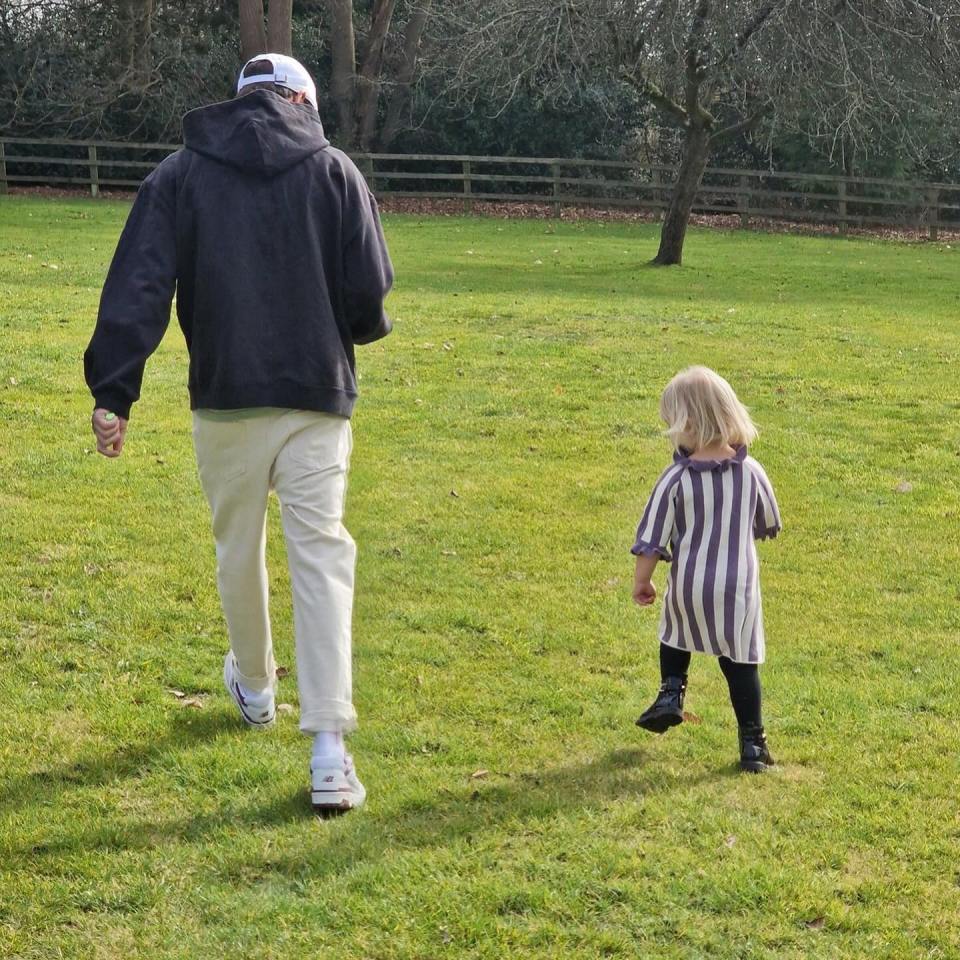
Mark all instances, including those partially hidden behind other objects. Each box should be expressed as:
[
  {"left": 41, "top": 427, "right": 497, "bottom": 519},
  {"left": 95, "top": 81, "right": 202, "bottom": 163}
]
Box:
[{"left": 2, "top": 136, "right": 959, "bottom": 237}]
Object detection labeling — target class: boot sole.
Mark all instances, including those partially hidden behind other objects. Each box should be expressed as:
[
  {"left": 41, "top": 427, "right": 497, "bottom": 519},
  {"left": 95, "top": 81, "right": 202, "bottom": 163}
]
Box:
[{"left": 636, "top": 711, "right": 684, "bottom": 735}]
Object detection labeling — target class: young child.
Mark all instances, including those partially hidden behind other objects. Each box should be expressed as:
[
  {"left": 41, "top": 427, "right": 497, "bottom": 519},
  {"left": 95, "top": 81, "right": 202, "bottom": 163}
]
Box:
[{"left": 631, "top": 366, "right": 782, "bottom": 772}]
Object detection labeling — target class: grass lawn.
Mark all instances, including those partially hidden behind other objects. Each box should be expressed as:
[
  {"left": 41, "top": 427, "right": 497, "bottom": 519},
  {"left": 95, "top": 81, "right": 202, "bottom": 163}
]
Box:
[{"left": 1, "top": 194, "right": 959, "bottom": 959}]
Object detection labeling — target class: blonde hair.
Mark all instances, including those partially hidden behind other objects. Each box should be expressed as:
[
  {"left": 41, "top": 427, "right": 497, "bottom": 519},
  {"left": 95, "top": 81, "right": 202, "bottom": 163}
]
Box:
[{"left": 659, "top": 366, "right": 758, "bottom": 452}]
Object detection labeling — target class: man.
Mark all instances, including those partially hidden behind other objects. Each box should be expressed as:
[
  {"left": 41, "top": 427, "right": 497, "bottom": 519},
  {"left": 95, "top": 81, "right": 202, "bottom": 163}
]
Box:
[{"left": 84, "top": 53, "right": 393, "bottom": 813}]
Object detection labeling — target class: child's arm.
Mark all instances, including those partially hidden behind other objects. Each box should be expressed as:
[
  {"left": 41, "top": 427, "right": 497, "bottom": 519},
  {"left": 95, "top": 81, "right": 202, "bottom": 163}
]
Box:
[
  {"left": 633, "top": 553, "right": 658, "bottom": 605},
  {"left": 632, "top": 463, "right": 682, "bottom": 606}
]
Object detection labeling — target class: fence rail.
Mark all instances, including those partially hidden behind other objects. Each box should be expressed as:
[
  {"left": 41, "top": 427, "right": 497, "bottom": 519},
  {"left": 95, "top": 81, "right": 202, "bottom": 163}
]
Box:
[{"left": 2, "top": 136, "right": 959, "bottom": 237}]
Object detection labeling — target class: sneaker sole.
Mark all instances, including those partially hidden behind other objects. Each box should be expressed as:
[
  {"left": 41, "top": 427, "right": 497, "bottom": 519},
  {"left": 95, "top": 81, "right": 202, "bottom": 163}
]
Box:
[
  {"left": 636, "top": 711, "right": 684, "bottom": 735},
  {"left": 310, "top": 765, "right": 366, "bottom": 814},
  {"left": 311, "top": 792, "right": 362, "bottom": 813}
]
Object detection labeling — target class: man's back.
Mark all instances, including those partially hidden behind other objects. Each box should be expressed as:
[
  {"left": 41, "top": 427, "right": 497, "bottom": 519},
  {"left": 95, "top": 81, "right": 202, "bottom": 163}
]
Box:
[{"left": 85, "top": 89, "right": 393, "bottom": 420}]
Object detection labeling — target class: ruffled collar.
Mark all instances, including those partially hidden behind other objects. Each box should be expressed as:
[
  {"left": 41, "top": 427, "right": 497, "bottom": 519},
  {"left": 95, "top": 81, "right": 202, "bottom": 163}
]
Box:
[{"left": 674, "top": 444, "right": 747, "bottom": 472}]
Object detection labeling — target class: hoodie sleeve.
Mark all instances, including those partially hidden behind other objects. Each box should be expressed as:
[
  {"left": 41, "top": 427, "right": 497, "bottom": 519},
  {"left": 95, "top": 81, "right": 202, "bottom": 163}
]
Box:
[
  {"left": 83, "top": 161, "right": 178, "bottom": 419},
  {"left": 340, "top": 166, "right": 394, "bottom": 345}
]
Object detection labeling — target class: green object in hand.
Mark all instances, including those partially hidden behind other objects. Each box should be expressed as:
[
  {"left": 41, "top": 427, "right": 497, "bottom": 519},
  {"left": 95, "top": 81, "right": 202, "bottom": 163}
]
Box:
[{"left": 104, "top": 412, "right": 116, "bottom": 422}]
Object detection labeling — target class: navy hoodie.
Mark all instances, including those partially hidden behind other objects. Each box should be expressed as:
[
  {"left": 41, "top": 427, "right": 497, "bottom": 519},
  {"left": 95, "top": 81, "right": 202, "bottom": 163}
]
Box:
[{"left": 84, "top": 90, "right": 393, "bottom": 419}]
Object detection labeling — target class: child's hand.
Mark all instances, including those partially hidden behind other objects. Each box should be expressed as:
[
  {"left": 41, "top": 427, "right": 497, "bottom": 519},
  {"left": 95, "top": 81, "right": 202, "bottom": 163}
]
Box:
[{"left": 633, "top": 580, "right": 656, "bottom": 605}]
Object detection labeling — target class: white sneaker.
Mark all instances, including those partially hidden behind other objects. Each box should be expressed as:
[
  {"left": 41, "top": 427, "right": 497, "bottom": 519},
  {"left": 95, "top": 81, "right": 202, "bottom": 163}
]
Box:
[
  {"left": 223, "top": 651, "right": 276, "bottom": 729},
  {"left": 310, "top": 754, "right": 366, "bottom": 812}
]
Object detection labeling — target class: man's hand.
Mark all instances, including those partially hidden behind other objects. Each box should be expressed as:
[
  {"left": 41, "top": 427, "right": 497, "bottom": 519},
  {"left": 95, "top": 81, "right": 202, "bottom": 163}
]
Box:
[
  {"left": 633, "top": 579, "right": 657, "bottom": 606},
  {"left": 92, "top": 408, "right": 128, "bottom": 458}
]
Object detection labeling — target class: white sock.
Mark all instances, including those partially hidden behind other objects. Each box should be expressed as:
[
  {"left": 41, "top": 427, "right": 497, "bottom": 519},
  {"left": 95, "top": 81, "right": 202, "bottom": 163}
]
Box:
[{"left": 312, "top": 730, "right": 345, "bottom": 764}]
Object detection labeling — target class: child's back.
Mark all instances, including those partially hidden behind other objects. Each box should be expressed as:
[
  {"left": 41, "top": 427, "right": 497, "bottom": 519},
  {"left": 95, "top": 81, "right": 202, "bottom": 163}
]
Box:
[{"left": 634, "top": 445, "right": 780, "bottom": 664}]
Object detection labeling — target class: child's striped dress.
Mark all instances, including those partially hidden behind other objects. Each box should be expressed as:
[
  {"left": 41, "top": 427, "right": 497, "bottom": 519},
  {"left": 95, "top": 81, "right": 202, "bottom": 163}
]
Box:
[{"left": 632, "top": 446, "right": 781, "bottom": 664}]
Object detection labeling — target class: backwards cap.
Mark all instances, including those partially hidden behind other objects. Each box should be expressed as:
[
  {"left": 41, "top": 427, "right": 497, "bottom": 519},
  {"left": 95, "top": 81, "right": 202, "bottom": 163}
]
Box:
[{"left": 237, "top": 53, "right": 318, "bottom": 112}]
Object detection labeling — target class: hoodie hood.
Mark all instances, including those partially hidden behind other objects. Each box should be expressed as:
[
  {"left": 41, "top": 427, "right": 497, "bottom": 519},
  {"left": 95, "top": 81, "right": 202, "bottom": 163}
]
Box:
[{"left": 182, "top": 90, "right": 329, "bottom": 178}]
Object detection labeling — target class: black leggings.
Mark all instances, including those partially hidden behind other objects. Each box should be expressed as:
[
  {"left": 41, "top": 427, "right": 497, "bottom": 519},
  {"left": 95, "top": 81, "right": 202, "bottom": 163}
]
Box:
[{"left": 659, "top": 643, "right": 762, "bottom": 728}]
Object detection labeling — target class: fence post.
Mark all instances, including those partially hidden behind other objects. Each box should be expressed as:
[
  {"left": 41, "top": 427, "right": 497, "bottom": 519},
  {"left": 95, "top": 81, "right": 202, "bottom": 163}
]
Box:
[
  {"left": 738, "top": 174, "right": 750, "bottom": 228},
  {"left": 837, "top": 179, "right": 847, "bottom": 235},
  {"left": 361, "top": 156, "right": 376, "bottom": 194},
  {"left": 552, "top": 162, "right": 561, "bottom": 217},
  {"left": 462, "top": 159, "right": 472, "bottom": 214},
  {"left": 927, "top": 188, "right": 940, "bottom": 241},
  {"left": 88, "top": 145, "right": 99, "bottom": 198},
  {"left": 0, "top": 141, "right": 7, "bottom": 195}
]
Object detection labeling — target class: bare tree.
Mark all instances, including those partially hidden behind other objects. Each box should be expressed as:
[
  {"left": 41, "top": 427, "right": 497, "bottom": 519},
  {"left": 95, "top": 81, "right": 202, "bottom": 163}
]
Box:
[
  {"left": 436, "top": 0, "right": 960, "bottom": 265},
  {"left": 324, "top": 0, "right": 433, "bottom": 150}
]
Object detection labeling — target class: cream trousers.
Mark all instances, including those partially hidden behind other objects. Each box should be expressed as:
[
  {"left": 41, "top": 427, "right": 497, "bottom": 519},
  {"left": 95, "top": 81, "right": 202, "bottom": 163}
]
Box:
[{"left": 192, "top": 409, "right": 357, "bottom": 734}]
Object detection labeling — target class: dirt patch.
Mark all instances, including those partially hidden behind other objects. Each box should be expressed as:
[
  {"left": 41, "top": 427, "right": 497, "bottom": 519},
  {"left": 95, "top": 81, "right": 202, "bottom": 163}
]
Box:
[{"left": 378, "top": 196, "right": 960, "bottom": 244}]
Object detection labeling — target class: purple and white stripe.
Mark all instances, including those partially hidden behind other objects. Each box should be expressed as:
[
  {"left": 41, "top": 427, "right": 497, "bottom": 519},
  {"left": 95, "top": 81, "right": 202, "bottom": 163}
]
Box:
[{"left": 632, "top": 447, "right": 781, "bottom": 664}]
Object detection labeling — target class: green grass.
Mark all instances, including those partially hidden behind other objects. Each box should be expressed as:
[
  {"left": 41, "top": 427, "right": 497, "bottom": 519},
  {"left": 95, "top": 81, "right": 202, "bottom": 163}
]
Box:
[{"left": 1, "top": 195, "right": 959, "bottom": 959}]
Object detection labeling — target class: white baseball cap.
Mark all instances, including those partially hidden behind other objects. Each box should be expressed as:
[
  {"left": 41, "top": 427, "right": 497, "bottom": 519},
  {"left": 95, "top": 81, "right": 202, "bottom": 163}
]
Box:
[{"left": 237, "top": 53, "right": 318, "bottom": 112}]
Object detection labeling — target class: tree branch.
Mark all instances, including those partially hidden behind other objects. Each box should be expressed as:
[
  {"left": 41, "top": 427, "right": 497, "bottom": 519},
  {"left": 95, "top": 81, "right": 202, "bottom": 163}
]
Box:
[
  {"left": 685, "top": 0, "right": 713, "bottom": 123},
  {"left": 711, "top": 106, "right": 769, "bottom": 142},
  {"left": 623, "top": 68, "right": 688, "bottom": 125}
]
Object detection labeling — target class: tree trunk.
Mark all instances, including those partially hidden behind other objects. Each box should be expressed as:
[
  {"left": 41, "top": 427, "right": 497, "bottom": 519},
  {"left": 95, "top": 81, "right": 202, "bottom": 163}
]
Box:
[
  {"left": 130, "top": 0, "right": 155, "bottom": 88},
  {"left": 267, "top": 0, "right": 293, "bottom": 54},
  {"left": 239, "top": 0, "right": 267, "bottom": 61},
  {"left": 326, "top": 0, "right": 358, "bottom": 146},
  {"left": 652, "top": 125, "right": 711, "bottom": 266},
  {"left": 355, "top": 0, "right": 397, "bottom": 150},
  {"left": 116, "top": 0, "right": 154, "bottom": 90},
  {"left": 378, "top": 1, "right": 431, "bottom": 149}
]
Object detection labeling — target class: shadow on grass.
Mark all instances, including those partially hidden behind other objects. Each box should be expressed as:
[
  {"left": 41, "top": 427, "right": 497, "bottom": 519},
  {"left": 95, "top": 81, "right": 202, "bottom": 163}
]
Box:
[
  {"left": 4, "top": 726, "right": 738, "bottom": 877},
  {"left": 0, "top": 707, "right": 238, "bottom": 815}
]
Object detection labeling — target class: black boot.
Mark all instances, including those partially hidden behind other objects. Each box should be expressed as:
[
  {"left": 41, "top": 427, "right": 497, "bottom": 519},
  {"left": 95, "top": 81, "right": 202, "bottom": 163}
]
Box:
[
  {"left": 636, "top": 675, "right": 686, "bottom": 734},
  {"left": 738, "top": 723, "right": 775, "bottom": 773}
]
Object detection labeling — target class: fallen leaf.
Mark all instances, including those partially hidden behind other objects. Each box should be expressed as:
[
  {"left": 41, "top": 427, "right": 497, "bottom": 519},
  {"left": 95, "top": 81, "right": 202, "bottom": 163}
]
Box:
[
  {"left": 682, "top": 711, "right": 702, "bottom": 724},
  {"left": 441, "top": 549, "right": 457, "bottom": 557},
  {"left": 181, "top": 697, "right": 204, "bottom": 709},
  {"left": 8, "top": 377, "right": 18, "bottom": 386},
  {"left": 275, "top": 665, "right": 290, "bottom": 679},
  {"left": 894, "top": 481, "right": 913, "bottom": 493},
  {"left": 168, "top": 689, "right": 186, "bottom": 699},
  {"left": 440, "top": 927, "right": 453, "bottom": 945},
  {"left": 804, "top": 917, "right": 825, "bottom": 930},
  {"left": 449, "top": 489, "right": 459, "bottom": 498},
  {"left": 470, "top": 769, "right": 489, "bottom": 780},
  {"left": 724, "top": 835, "right": 737, "bottom": 848},
  {"left": 277, "top": 703, "right": 294, "bottom": 715},
  {"left": 442, "top": 341, "right": 453, "bottom": 351}
]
